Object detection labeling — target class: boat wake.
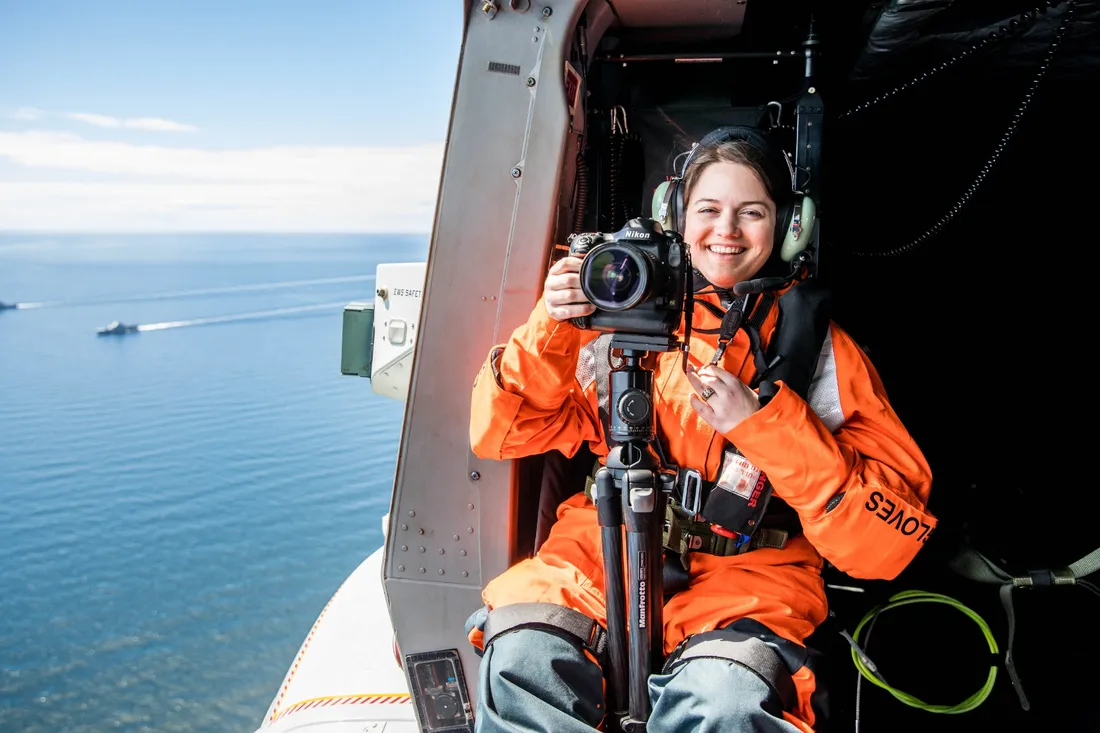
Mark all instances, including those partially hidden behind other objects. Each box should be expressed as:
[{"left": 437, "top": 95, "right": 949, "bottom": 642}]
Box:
[{"left": 137, "top": 302, "right": 349, "bottom": 332}]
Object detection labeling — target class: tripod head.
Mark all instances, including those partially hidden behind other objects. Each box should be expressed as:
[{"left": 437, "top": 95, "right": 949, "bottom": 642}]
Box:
[{"left": 603, "top": 342, "right": 676, "bottom": 531}]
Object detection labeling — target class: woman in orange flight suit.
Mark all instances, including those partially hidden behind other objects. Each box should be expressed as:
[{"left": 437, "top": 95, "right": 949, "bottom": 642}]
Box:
[{"left": 465, "top": 127, "right": 936, "bottom": 733}]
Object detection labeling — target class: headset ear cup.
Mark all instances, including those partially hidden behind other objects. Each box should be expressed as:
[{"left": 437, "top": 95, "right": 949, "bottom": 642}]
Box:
[
  {"left": 664, "top": 178, "right": 682, "bottom": 232},
  {"left": 780, "top": 195, "right": 816, "bottom": 262},
  {"left": 652, "top": 180, "right": 675, "bottom": 231}
]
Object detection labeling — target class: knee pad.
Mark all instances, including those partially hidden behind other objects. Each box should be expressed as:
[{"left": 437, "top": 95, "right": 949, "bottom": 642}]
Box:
[
  {"left": 479, "top": 625, "right": 606, "bottom": 729},
  {"left": 662, "top": 626, "right": 796, "bottom": 712},
  {"left": 479, "top": 602, "right": 608, "bottom": 668}
]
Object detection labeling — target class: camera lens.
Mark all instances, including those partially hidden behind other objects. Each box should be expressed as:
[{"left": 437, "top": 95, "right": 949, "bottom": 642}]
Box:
[{"left": 580, "top": 243, "right": 650, "bottom": 311}]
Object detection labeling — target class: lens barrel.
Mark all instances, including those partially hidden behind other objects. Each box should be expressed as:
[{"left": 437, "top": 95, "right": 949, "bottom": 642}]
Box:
[{"left": 579, "top": 243, "right": 650, "bottom": 311}]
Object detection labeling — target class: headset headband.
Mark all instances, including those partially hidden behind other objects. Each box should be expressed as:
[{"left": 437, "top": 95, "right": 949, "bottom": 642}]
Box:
[{"left": 680, "top": 125, "right": 797, "bottom": 196}]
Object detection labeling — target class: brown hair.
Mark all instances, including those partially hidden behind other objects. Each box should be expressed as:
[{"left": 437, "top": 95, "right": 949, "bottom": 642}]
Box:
[{"left": 681, "top": 139, "right": 792, "bottom": 210}]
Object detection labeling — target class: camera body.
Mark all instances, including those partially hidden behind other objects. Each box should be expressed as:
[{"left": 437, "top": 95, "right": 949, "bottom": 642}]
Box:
[{"left": 567, "top": 218, "right": 689, "bottom": 342}]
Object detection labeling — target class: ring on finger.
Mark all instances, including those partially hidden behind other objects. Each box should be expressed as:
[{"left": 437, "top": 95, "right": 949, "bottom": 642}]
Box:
[{"left": 700, "top": 385, "right": 716, "bottom": 401}]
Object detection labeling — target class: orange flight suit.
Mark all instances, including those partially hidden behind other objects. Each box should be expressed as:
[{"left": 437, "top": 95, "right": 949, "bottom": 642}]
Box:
[{"left": 468, "top": 289, "right": 935, "bottom": 731}]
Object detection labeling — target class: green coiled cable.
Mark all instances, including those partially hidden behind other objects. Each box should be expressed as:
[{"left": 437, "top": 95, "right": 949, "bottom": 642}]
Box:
[{"left": 847, "top": 590, "right": 999, "bottom": 714}]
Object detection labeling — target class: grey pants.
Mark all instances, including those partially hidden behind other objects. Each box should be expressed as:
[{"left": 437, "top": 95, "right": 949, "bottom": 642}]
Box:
[{"left": 473, "top": 627, "right": 808, "bottom": 733}]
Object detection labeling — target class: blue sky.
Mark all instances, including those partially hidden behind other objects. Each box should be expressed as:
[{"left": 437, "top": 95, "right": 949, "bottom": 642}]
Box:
[{"left": 0, "top": 0, "right": 465, "bottom": 231}]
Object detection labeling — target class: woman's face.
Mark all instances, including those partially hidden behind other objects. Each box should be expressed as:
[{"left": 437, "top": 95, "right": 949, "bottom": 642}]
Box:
[{"left": 683, "top": 161, "right": 776, "bottom": 290}]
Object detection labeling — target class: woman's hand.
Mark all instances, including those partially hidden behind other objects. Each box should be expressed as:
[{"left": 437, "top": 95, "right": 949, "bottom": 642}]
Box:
[
  {"left": 543, "top": 255, "right": 596, "bottom": 323},
  {"left": 687, "top": 364, "right": 760, "bottom": 434}
]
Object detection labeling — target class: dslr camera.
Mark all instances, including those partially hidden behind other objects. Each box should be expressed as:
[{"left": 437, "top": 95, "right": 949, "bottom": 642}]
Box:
[{"left": 567, "top": 217, "right": 689, "bottom": 347}]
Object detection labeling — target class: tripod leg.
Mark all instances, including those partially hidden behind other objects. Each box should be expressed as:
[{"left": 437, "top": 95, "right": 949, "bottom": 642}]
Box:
[
  {"left": 649, "top": 484, "right": 668, "bottom": 673},
  {"left": 622, "top": 468, "right": 657, "bottom": 726},
  {"left": 595, "top": 468, "right": 629, "bottom": 721}
]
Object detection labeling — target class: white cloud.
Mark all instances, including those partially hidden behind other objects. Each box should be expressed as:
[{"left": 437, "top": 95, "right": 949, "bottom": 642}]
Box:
[
  {"left": 124, "top": 117, "right": 200, "bottom": 133},
  {"left": 67, "top": 112, "right": 122, "bottom": 128},
  {"left": 13, "top": 107, "right": 43, "bottom": 121},
  {"left": 0, "top": 130, "right": 445, "bottom": 232},
  {"left": 67, "top": 112, "right": 199, "bottom": 133}
]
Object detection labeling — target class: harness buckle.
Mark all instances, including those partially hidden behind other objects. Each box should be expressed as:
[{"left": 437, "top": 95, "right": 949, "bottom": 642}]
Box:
[{"left": 681, "top": 468, "right": 703, "bottom": 517}]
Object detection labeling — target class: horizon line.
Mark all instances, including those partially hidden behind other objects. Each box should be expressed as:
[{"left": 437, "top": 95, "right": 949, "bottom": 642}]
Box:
[{"left": 0, "top": 229, "right": 433, "bottom": 236}]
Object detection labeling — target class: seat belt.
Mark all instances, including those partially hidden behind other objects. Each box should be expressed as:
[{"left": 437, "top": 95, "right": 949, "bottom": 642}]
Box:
[{"left": 948, "top": 543, "right": 1100, "bottom": 710}]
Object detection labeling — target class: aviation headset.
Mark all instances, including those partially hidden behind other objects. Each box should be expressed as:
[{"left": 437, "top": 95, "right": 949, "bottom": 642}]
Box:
[{"left": 652, "top": 125, "right": 817, "bottom": 264}]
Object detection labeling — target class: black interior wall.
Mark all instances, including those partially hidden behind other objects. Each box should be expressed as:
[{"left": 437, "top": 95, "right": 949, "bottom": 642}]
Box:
[{"left": 566, "top": 2, "right": 1100, "bottom": 730}]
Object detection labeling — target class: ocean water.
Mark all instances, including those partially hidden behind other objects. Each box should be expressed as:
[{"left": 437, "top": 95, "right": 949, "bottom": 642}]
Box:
[{"left": 0, "top": 233, "right": 427, "bottom": 732}]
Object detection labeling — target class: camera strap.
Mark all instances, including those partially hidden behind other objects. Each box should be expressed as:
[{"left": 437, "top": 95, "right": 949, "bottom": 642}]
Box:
[{"left": 689, "top": 290, "right": 775, "bottom": 372}]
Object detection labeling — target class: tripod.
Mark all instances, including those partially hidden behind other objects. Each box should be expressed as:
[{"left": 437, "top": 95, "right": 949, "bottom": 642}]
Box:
[{"left": 595, "top": 334, "right": 677, "bottom": 732}]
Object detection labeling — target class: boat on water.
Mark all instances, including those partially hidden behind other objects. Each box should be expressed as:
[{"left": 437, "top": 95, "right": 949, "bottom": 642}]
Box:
[
  {"left": 96, "top": 321, "right": 140, "bottom": 336},
  {"left": 0, "top": 301, "right": 16, "bottom": 310},
  {"left": 252, "top": 2, "right": 1099, "bottom": 732}
]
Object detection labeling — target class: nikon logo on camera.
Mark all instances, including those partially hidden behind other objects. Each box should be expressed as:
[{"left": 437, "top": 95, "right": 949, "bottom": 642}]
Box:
[{"left": 622, "top": 230, "right": 650, "bottom": 240}]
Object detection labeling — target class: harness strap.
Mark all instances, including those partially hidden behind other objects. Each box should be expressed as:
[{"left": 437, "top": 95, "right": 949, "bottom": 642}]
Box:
[
  {"left": 1069, "top": 545, "right": 1100, "bottom": 578},
  {"left": 583, "top": 470, "right": 793, "bottom": 559},
  {"left": 948, "top": 543, "right": 1100, "bottom": 711},
  {"left": 664, "top": 504, "right": 789, "bottom": 560},
  {"left": 662, "top": 627, "right": 796, "bottom": 712},
  {"left": 482, "top": 602, "right": 608, "bottom": 666},
  {"left": 590, "top": 335, "right": 614, "bottom": 443},
  {"left": 747, "top": 290, "right": 775, "bottom": 331}
]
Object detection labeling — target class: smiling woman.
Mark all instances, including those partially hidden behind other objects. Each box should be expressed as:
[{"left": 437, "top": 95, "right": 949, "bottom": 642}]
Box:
[{"left": 680, "top": 131, "right": 797, "bottom": 289}]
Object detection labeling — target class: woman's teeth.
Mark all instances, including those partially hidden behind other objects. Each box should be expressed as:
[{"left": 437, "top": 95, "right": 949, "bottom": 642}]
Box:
[{"left": 707, "top": 245, "right": 745, "bottom": 255}]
